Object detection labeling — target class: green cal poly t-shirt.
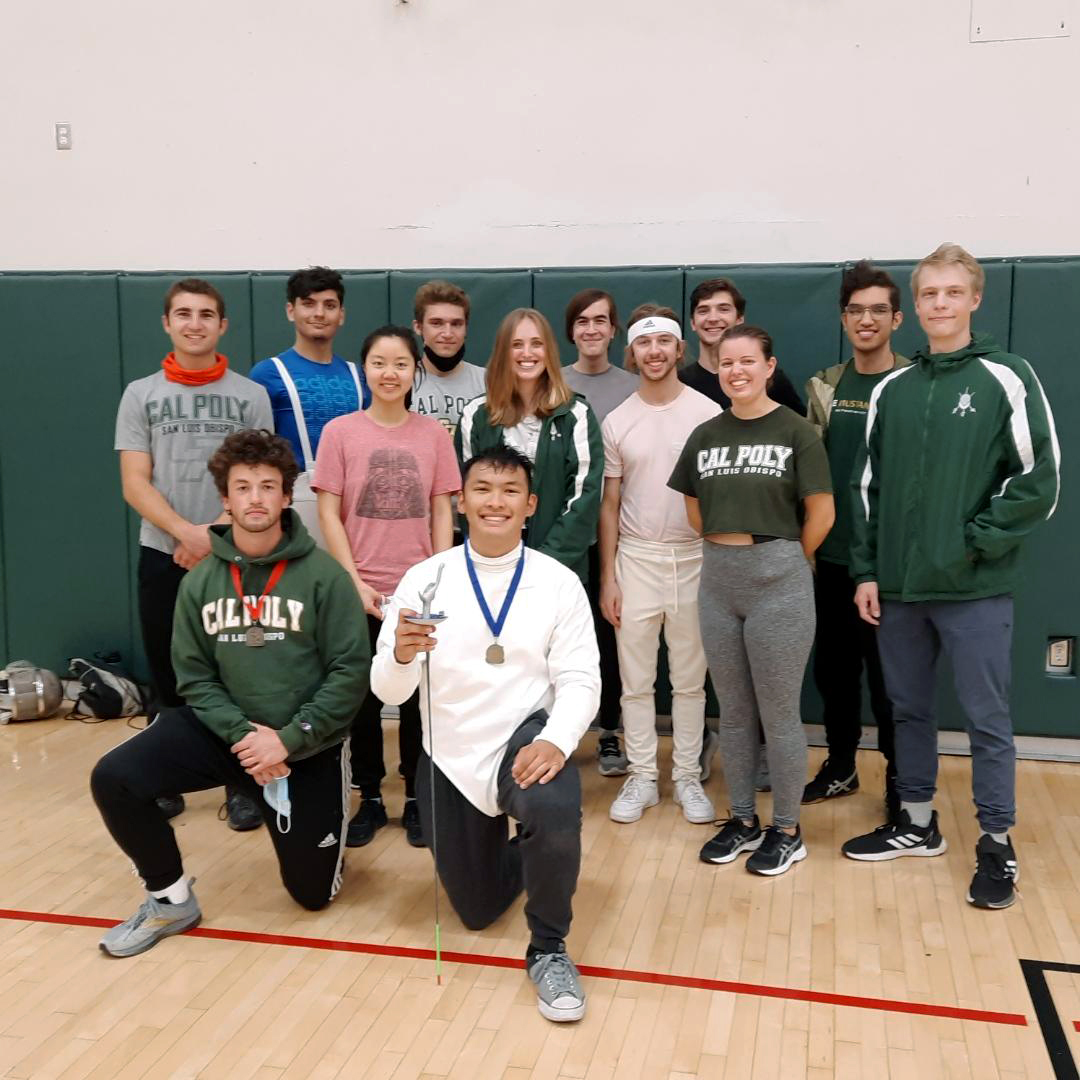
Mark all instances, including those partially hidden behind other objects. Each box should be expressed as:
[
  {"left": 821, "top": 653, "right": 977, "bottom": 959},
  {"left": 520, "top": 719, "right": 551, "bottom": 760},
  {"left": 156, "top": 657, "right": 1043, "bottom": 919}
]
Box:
[
  {"left": 817, "top": 365, "right": 893, "bottom": 565},
  {"left": 668, "top": 406, "right": 831, "bottom": 540}
]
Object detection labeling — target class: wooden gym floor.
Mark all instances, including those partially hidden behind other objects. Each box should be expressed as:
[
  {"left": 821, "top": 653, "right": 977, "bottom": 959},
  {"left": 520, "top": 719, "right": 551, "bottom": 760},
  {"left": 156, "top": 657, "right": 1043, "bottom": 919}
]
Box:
[{"left": 2, "top": 717, "right": 1079, "bottom": 1079}]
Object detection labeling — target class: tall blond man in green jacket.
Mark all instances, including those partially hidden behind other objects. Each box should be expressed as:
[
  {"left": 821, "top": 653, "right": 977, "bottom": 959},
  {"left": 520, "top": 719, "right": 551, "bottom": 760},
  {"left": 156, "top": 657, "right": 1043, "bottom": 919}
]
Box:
[{"left": 842, "top": 245, "right": 1060, "bottom": 911}]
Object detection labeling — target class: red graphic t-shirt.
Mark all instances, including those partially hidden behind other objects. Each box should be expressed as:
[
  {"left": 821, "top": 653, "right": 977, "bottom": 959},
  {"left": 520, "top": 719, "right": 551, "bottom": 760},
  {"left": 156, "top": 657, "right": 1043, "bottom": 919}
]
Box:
[{"left": 313, "top": 411, "right": 461, "bottom": 594}]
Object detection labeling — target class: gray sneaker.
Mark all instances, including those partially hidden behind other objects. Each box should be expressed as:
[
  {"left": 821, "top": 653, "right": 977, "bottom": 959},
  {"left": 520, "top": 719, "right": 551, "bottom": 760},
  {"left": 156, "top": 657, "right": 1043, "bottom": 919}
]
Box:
[
  {"left": 597, "top": 734, "right": 629, "bottom": 777},
  {"left": 99, "top": 887, "right": 202, "bottom": 958},
  {"left": 527, "top": 945, "right": 586, "bottom": 1022}
]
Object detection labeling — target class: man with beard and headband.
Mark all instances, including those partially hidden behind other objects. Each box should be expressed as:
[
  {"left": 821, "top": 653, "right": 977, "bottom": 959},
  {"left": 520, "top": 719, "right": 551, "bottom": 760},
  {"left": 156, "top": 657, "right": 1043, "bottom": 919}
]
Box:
[
  {"left": 249, "top": 267, "right": 369, "bottom": 547},
  {"left": 409, "top": 280, "right": 486, "bottom": 440},
  {"left": 92, "top": 429, "right": 369, "bottom": 957},
  {"left": 600, "top": 304, "right": 721, "bottom": 826}
]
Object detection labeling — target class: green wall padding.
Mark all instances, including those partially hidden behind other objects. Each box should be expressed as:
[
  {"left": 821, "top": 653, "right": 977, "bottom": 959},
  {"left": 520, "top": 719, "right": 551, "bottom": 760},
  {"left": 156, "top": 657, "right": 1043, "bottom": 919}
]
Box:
[
  {"left": 0, "top": 261, "right": 1073, "bottom": 739},
  {"left": 1002, "top": 260, "right": 1080, "bottom": 738},
  {"left": 0, "top": 274, "right": 132, "bottom": 667},
  {"left": 0, "top": 458, "right": 7, "bottom": 664}
]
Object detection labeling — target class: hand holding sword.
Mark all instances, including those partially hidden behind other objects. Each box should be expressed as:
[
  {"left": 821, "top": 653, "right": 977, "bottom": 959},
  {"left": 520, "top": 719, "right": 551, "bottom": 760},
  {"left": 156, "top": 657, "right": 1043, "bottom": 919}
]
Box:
[{"left": 395, "top": 562, "right": 448, "bottom": 664}]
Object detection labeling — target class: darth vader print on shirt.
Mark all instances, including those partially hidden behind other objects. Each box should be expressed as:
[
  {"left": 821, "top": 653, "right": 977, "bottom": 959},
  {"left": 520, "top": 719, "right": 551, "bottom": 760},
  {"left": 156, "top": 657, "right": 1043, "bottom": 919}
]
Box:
[{"left": 355, "top": 446, "right": 427, "bottom": 520}]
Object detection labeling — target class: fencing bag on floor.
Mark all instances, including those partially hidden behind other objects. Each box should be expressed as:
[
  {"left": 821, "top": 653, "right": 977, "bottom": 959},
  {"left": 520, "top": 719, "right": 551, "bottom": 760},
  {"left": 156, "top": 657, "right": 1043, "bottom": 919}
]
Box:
[{"left": 65, "top": 655, "right": 148, "bottom": 720}]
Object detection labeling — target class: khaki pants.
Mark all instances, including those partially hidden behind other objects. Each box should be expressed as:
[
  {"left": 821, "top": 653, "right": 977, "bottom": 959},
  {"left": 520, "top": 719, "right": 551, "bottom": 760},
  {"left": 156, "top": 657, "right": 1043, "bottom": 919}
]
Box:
[{"left": 615, "top": 536, "right": 707, "bottom": 782}]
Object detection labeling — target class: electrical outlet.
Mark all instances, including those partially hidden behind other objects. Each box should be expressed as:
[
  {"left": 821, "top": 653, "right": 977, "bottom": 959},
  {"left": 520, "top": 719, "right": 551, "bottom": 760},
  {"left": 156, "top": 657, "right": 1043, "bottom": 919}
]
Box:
[
  {"left": 1046, "top": 637, "right": 1074, "bottom": 675},
  {"left": 55, "top": 123, "right": 72, "bottom": 150}
]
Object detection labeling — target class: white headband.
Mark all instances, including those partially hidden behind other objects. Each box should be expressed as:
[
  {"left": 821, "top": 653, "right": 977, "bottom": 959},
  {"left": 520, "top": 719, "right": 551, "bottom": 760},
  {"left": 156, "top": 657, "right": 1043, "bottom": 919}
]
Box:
[{"left": 627, "top": 316, "right": 682, "bottom": 344}]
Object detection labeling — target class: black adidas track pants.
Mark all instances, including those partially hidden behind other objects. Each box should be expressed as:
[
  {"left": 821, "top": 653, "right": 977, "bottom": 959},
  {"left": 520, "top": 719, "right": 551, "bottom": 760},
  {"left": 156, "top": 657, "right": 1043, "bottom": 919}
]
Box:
[{"left": 91, "top": 707, "right": 350, "bottom": 910}]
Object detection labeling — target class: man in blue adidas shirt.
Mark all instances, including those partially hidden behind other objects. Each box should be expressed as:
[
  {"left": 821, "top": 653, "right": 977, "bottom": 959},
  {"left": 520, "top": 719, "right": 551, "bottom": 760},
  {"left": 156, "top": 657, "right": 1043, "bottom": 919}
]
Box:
[{"left": 249, "top": 267, "right": 370, "bottom": 545}]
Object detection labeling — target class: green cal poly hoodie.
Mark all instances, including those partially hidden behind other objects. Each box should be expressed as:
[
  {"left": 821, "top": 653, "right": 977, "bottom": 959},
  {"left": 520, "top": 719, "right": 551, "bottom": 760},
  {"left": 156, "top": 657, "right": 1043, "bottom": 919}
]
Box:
[
  {"left": 850, "top": 333, "right": 1060, "bottom": 602},
  {"left": 172, "top": 509, "right": 370, "bottom": 759},
  {"left": 455, "top": 393, "right": 602, "bottom": 583}
]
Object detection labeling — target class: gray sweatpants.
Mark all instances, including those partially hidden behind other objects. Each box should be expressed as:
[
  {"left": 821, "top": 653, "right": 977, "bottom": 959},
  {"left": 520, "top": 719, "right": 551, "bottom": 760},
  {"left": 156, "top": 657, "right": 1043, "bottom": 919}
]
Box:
[
  {"left": 699, "top": 540, "right": 814, "bottom": 829},
  {"left": 877, "top": 596, "right": 1015, "bottom": 832}
]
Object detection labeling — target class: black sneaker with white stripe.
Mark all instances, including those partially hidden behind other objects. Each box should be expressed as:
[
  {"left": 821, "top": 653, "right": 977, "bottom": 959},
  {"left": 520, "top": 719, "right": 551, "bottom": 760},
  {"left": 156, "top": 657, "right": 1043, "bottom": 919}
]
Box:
[
  {"left": 802, "top": 758, "right": 859, "bottom": 803},
  {"left": 967, "top": 834, "right": 1018, "bottom": 909},
  {"left": 746, "top": 825, "right": 807, "bottom": 876},
  {"left": 842, "top": 809, "right": 947, "bottom": 861},
  {"left": 700, "top": 815, "right": 763, "bottom": 864}
]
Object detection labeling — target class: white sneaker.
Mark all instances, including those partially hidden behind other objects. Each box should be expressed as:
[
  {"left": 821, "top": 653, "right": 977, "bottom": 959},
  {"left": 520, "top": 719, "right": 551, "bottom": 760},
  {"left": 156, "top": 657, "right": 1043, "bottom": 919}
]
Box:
[
  {"left": 609, "top": 776, "right": 659, "bottom": 823},
  {"left": 673, "top": 778, "right": 715, "bottom": 824}
]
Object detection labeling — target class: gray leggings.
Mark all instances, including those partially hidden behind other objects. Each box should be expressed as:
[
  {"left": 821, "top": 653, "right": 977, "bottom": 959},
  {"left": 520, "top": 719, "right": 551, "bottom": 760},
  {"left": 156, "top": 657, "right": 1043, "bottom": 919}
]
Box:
[{"left": 699, "top": 540, "right": 814, "bottom": 829}]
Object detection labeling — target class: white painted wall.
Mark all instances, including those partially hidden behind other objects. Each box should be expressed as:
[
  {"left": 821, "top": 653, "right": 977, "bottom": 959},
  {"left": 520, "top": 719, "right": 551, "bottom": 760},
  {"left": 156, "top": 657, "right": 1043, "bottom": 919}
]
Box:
[{"left": 3, "top": 0, "right": 1078, "bottom": 270}]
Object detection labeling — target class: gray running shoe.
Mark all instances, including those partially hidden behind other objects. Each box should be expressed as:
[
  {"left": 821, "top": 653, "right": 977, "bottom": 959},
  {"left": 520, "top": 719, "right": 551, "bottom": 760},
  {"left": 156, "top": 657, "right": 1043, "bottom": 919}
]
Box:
[
  {"left": 597, "top": 734, "right": 629, "bottom": 777},
  {"left": 527, "top": 945, "right": 586, "bottom": 1022},
  {"left": 99, "top": 888, "right": 202, "bottom": 958}
]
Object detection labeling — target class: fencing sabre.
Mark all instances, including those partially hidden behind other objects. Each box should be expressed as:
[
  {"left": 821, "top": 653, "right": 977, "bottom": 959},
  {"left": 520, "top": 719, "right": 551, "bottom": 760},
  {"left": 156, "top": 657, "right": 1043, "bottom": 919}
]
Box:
[{"left": 403, "top": 561, "right": 447, "bottom": 983}]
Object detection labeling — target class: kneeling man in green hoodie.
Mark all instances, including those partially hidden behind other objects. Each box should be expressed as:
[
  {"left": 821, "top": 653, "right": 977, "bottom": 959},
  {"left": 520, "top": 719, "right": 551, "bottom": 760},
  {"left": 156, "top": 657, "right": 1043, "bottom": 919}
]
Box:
[
  {"left": 841, "top": 244, "right": 1060, "bottom": 910},
  {"left": 92, "top": 429, "right": 371, "bottom": 956}
]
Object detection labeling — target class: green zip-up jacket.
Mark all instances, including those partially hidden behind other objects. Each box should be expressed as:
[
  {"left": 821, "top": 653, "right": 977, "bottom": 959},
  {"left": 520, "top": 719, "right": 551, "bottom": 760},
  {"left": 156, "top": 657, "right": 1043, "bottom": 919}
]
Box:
[
  {"left": 850, "top": 333, "right": 1060, "bottom": 601},
  {"left": 172, "top": 509, "right": 370, "bottom": 759},
  {"left": 805, "top": 353, "right": 910, "bottom": 435},
  {"left": 455, "top": 393, "right": 602, "bottom": 583}
]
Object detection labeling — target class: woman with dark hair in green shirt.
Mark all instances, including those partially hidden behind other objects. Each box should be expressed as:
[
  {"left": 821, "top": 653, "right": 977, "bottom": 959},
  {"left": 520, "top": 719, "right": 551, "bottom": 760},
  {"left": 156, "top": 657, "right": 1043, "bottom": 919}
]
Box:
[{"left": 669, "top": 325, "right": 834, "bottom": 876}]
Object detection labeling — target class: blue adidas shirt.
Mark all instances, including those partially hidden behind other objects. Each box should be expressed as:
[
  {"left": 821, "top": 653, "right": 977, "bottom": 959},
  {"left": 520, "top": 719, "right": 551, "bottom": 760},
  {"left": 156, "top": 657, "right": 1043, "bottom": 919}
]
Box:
[{"left": 249, "top": 348, "right": 370, "bottom": 469}]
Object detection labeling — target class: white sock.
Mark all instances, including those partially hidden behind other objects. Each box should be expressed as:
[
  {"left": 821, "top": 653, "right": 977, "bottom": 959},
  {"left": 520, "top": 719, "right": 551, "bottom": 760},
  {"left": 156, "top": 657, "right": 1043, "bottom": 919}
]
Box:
[
  {"left": 151, "top": 877, "right": 190, "bottom": 905},
  {"left": 901, "top": 801, "right": 933, "bottom": 828},
  {"left": 984, "top": 831, "right": 1009, "bottom": 846}
]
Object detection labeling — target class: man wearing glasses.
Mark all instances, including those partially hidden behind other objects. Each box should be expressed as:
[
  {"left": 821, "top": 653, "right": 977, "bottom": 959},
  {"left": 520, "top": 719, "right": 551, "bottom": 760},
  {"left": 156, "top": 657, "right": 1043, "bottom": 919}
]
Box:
[{"left": 802, "top": 261, "right": 908, "bottom": 818}]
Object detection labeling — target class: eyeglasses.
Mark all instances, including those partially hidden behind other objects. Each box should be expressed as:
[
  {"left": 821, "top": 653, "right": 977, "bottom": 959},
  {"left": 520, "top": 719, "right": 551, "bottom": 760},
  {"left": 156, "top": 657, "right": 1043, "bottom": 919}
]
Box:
[{"left": 843, "top": 304, "right": 893, "bottom": 319}]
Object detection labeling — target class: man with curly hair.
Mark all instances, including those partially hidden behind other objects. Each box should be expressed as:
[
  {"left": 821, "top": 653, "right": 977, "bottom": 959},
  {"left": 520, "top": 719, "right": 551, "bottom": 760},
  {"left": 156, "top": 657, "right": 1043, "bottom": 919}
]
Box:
[{"left": 91, "top": 429, "right": 370, "bottom": 957}]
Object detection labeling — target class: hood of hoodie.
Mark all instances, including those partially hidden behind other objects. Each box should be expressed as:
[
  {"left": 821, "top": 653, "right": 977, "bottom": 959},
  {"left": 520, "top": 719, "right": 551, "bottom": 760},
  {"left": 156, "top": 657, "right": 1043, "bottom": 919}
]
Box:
[
  {"left": 913, "top": 331, "right": 1001, "bottom": 369},
  {"left": 208, "top": 507, "right": 315, "bottom": 566}
]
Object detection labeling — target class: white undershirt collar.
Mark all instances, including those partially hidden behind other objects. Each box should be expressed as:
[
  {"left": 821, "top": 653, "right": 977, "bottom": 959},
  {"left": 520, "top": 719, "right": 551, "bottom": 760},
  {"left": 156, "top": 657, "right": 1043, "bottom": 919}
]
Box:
[{"left": 468, "top": 540, "right": 525, "bottom": 570}]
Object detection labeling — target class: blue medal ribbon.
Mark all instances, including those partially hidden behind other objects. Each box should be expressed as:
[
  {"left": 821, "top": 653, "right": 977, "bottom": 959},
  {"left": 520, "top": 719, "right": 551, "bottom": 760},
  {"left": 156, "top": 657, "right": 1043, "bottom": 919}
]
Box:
[{"left": 463, "top": 541, "right": 525, "bottom": 643}]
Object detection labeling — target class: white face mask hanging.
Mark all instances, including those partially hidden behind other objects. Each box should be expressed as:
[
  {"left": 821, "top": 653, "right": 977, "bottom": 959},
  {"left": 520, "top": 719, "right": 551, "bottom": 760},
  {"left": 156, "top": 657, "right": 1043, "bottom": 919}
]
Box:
[{"left": 262, "top": 774, "right": 292, "bottom": 834}]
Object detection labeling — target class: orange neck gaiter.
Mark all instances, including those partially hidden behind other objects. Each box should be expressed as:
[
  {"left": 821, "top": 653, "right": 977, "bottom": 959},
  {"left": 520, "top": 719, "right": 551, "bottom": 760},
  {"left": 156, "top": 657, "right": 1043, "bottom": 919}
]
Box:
[{"left": 162, "top": 352, "right": 228, "bottom": 386}]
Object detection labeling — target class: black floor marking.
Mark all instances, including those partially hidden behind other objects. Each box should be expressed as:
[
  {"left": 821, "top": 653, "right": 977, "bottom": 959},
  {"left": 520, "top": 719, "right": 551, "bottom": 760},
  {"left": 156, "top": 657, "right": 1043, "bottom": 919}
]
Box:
[{"left": 1021, "top": 959, "right": 1080, "bottom": 1080}]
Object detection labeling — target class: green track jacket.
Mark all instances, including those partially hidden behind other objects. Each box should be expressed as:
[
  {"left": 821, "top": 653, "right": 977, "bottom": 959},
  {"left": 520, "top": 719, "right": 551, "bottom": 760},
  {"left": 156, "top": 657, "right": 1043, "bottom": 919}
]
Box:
[
  {"left": 455, "top": 393, "right": 602, "bottom": 583},
  {"left": 172, "top": 509, "right": 370, "bottom": 759},
  {"left": 850, "top": 333, "right": 1060, "bottom": 601}
]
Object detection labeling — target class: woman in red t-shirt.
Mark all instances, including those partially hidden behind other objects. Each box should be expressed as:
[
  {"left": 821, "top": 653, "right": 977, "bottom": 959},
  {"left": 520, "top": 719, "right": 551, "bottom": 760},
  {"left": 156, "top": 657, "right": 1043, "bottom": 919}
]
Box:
[{"left": 314, "top": 326, "right": 461, "bottom": 849}]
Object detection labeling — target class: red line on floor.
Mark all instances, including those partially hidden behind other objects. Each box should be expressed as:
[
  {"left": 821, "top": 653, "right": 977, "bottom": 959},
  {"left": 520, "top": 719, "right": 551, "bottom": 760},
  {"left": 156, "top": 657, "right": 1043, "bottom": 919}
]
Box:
[{"left": 0, "top": 906, "right": 1028, "bottom": 1027}]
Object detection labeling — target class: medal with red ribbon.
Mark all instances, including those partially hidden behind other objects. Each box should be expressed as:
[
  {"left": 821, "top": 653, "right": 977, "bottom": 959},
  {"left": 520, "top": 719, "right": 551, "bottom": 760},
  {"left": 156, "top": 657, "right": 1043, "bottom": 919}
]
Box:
[{"left": 230, "top": 559, "right": 288, "bottom": 646}]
